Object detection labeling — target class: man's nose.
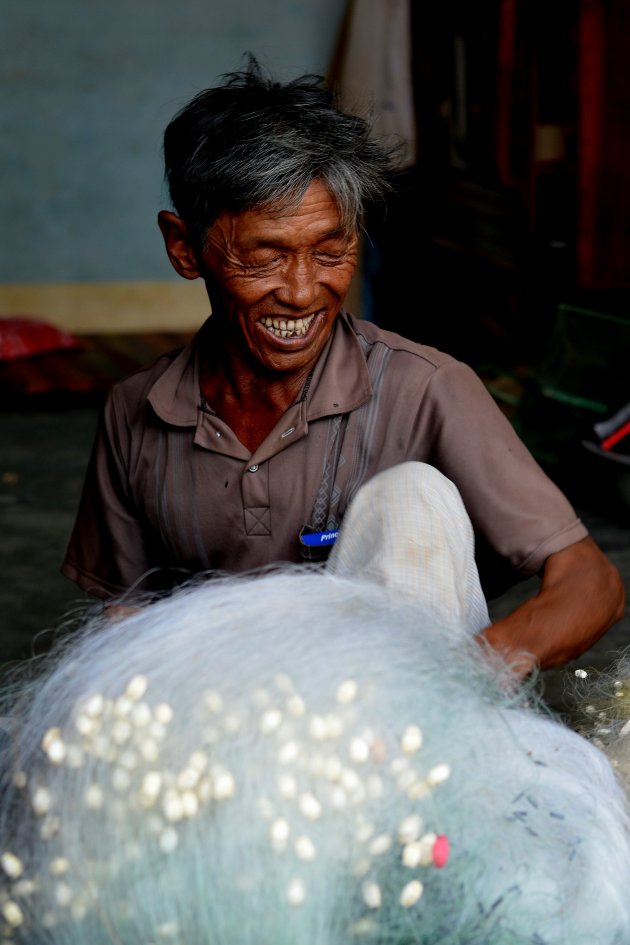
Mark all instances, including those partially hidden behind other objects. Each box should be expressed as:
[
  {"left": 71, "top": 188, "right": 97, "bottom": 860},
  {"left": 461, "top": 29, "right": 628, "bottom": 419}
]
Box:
[{"left": 275, "top": 256, "right": 318, "bottom": 310}]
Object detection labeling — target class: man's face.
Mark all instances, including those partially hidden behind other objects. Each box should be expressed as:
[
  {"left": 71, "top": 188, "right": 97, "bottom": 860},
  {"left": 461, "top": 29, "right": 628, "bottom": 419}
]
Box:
[{"left": 199, "top": 180, "right": 358, "bottom": 376}]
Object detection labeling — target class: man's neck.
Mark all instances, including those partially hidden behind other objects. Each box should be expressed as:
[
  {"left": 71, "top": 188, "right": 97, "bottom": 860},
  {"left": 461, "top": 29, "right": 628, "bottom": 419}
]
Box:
[{"left": 200, "top": 350, "right": 311, "bottom": 454}]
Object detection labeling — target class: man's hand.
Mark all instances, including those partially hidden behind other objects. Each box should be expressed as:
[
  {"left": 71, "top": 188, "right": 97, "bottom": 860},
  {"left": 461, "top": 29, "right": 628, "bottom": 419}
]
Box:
[{"left": 479, "top": 537, "right": 625, "bottom": 676}]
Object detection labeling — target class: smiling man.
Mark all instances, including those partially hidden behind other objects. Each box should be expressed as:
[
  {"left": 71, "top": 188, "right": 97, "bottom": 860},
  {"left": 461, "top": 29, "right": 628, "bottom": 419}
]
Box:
[
  {"left": 62, "top": 60, "right": 624, "bottom": 673},
  {"left": 158, "top": 178, "right": 358, "bottom": 452}
]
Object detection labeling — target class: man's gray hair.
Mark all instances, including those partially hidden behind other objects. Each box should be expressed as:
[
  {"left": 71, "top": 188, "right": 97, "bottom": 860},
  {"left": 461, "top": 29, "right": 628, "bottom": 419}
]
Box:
[{"left": 163, "top": 57, "right": 398, "bottom": 247}]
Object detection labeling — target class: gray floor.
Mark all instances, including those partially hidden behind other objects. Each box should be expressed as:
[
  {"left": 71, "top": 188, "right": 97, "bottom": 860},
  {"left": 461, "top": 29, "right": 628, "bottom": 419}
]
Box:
[
  {"left": 0, "top": 408, "right": 100, "bottom": 661},
  {"left": 1, "top": 406, "right": 630, "bottom": 714}
]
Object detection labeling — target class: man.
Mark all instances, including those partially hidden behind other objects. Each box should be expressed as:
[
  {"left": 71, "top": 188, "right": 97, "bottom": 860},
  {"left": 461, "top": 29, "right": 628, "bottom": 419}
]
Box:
[{"left": 62, "top": 61, "right": 624, "bottom": 672}]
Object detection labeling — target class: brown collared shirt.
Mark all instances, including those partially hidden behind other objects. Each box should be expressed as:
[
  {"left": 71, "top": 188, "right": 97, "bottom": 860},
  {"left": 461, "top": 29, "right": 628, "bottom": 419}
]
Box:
[{"left": 62, "top": 313, "right": 587, "bottom": 599}]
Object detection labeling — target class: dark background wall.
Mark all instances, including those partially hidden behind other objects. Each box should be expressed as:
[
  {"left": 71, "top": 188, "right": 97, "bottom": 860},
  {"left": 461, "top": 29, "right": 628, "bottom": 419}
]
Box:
[{"left": 369, "top": 0, "right": 630, "bottom": 375}]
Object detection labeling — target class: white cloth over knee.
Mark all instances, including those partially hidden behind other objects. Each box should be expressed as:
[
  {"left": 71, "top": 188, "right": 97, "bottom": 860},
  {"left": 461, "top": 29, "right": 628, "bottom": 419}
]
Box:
[{"left": 328, "top": 462, "right": 490, "bottom": 635}]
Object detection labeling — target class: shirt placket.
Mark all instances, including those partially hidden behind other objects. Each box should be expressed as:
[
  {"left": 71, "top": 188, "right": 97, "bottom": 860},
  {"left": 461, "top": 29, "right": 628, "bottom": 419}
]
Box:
[{"left": 241, "top": 459, "right": 271, "bottom": 537}]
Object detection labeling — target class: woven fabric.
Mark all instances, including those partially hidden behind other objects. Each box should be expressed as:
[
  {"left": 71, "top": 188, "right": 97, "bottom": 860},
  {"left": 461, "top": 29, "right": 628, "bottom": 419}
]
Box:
[{"left": 328, "top": 462, "right": 490, "bottom": 636}]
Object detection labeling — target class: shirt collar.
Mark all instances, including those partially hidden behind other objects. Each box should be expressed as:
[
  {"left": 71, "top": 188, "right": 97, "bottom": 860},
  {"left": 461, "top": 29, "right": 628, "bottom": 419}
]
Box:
[
  {"left": 147, "top": 311, "right": 372, "bottom": 428},
  {"left": 147, "top": 322, "right": 207, "bottom": 427},
  {"left": 305, "top": 311, "right": 372, "bottom": 420}
]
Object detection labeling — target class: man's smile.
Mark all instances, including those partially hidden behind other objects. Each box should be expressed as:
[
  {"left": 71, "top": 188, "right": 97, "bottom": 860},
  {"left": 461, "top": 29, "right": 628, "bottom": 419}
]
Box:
[{"left": 260, "top": 312, "right": 319, "bottom": 339}]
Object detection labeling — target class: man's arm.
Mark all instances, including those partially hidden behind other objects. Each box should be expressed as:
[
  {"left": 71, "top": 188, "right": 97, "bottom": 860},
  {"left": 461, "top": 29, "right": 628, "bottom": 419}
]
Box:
[
  {"left": 62, "top": 391, "right": 155, "bottom": 599},
  {"left": 479, "top": 537, "right": 625, "bottom": 675}
]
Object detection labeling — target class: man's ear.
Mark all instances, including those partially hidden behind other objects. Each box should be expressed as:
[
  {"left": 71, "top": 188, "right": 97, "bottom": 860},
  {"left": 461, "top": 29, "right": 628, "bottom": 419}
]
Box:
[{"left": 157, "top": 211, "right": 202, "bottom": 280}]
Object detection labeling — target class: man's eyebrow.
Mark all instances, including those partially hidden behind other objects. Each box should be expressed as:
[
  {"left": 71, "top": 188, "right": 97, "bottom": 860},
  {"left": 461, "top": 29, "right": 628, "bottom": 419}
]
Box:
[
  {"left": 319, "top": 227, "right": 350, "bottom": 241},
  {"left": 314, "top": 228, "right": 356, "bottom": 243},
  {"left": 241, "top": 228, "right": 352, "bottom": 249}
]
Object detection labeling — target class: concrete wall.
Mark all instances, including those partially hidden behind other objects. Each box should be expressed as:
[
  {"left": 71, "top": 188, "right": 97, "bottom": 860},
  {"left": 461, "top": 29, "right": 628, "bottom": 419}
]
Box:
[{"left": 0, "top": 0, "right": 349, "bottom": 332}]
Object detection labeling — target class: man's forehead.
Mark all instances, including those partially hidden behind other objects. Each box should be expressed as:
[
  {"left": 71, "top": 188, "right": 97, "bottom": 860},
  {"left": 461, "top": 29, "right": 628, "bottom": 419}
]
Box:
[{"left": 210, "top": 182, "right": 353, "bottom": 247}]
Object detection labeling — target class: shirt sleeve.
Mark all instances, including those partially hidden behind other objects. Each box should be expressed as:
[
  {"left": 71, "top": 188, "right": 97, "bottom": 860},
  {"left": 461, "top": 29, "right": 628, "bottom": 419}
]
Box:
[
  {"left": 61, "top": 391, "right": 156, "bottom": 599},
  {"left": 421, "top": 359, "right": 588, "bottom": 593}
]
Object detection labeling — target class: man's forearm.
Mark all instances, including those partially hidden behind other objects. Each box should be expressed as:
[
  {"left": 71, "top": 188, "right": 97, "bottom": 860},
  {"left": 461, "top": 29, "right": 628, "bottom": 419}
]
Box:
[{"left": 478, "top": 537, "right": 625, "bottom": 675}]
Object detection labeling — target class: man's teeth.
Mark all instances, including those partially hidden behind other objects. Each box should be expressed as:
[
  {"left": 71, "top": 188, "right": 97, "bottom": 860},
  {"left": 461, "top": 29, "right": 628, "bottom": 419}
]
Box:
[{"left": 262, "top": 314, "right": 316, "bottom": 338}]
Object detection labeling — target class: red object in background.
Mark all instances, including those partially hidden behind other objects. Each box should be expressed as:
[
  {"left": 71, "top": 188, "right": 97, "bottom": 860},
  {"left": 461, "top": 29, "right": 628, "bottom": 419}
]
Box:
[
  {"left": 495, "top": 0, "right": 518, "bottom": 189},
  {"left": 601, "top": 419, "right": 630, "bottom": 452},
  {"left": 0, "top": 329, "right": 194, "bottom": 400},
  {"left": 577, "top": 0, "right": 606, "bottom": 287},
  {"left": 0, "top": 317, "right": 82, "bottom": 362}
]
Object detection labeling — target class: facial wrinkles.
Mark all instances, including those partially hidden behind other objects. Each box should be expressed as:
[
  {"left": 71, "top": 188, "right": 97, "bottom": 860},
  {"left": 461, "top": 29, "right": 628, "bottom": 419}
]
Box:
[
  {"left": 204, "top": 200, "right": 357, "bottom": 290},
  {"left": 199, "top": 181, "right": 358, "bottom": 377},
  {"left": 203, "top": 218, "right": 252, "bottom": 283}
]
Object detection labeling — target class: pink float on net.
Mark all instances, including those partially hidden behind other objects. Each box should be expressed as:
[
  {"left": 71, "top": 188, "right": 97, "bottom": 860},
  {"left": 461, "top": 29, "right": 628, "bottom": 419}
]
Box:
[{"left": 432, "top": 834, "right": 450, "bottom": 868}]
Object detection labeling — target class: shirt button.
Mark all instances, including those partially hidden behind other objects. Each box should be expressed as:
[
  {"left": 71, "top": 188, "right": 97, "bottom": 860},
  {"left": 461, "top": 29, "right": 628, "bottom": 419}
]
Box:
[{"left": 248, "top": 464, "right": 259, "bottom": 473}]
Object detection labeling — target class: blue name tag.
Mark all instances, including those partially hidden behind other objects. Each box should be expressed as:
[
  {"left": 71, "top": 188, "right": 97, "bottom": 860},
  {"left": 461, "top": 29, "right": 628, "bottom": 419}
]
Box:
[{"left": 299, "top": 530, "right": 339, "bottom": 547}]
